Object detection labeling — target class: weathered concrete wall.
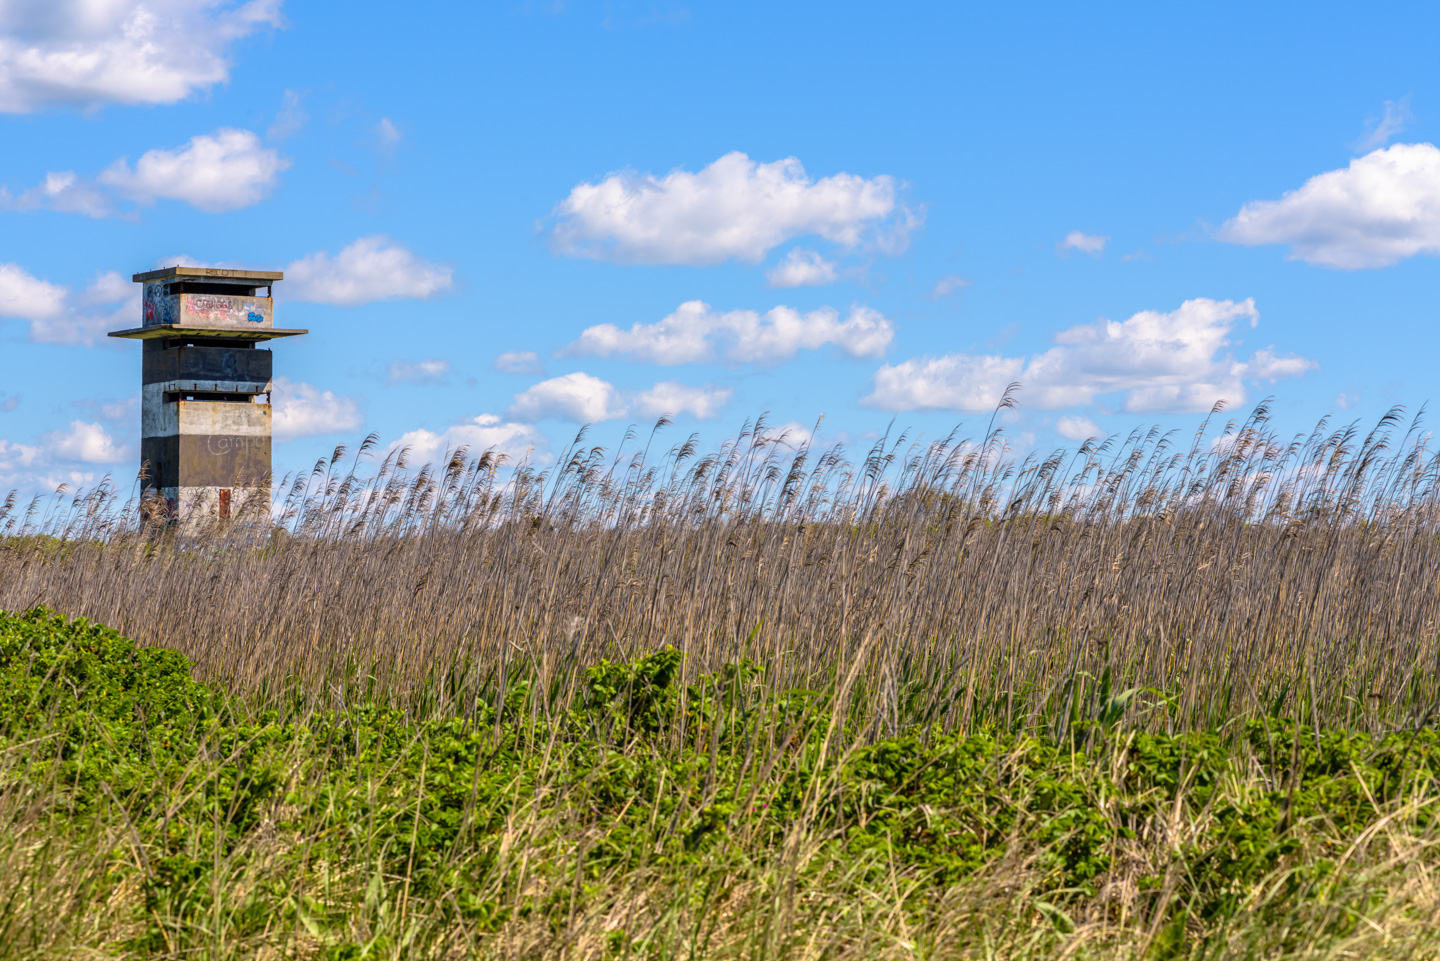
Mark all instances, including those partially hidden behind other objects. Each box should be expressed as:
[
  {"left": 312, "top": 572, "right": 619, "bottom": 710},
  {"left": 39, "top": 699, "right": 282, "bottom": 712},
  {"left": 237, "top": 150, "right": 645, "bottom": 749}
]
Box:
[
  {"left": 141, "top": 403, "right": 271, "bottom": 489},
  {"left": 176, "top": 400, "right": 270, "bottom": 437},
  {"left": 142, "top": 344, "right": 272, "bottom": 392},
  {"left": 140, "top": 390, "right": 274, "bottom": 437},
  {"left": 179, "top": 293, "right": 273, "bottom": 329},
  {"left": 141, "top": 285, "right": 273, "bottom": 330},
  {"left": 140, "top": 387, "right": 179, "bottom": 438},
  {"left": 175, "top": 401, "right": 270, "bottom": 488}
]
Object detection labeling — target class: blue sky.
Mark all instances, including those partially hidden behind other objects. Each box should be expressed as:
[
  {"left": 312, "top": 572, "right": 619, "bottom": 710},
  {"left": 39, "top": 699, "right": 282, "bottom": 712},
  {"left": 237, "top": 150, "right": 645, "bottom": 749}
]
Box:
[{"left": 3, "top": 0, "right": 1440, "bottom": 496}]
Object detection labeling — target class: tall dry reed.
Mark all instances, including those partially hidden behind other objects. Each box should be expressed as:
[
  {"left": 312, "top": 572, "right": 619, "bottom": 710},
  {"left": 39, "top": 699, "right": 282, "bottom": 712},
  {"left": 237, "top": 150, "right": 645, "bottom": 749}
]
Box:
[{"left": 4, "top": 399, "right": 1440, "bottom": 732}]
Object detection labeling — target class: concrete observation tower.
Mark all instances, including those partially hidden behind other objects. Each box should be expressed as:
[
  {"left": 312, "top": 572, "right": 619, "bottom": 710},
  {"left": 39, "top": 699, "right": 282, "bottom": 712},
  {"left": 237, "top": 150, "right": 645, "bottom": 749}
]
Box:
[{"left": 108, "top": 267, "right": 308, "bottom": 521}]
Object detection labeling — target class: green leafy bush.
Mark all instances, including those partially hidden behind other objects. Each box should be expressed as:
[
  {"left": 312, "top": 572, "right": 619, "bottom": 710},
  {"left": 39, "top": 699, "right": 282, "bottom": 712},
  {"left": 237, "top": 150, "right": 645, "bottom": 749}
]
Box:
[{"left": 2, "top": 608, "right": 1439, "bottom": 959}]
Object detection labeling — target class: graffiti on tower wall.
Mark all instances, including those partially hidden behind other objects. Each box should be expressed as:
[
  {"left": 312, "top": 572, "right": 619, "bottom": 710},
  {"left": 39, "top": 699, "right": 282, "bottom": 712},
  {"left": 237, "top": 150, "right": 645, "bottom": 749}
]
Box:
[
  {"left": 142, "top": 284, "right": 177, "bottom": 327},
  {"left": 141, "top": 286, "right": 273, "bottom": 329},
  {"left": 181, "top": 293, "right": 272, "bottom": 328}
]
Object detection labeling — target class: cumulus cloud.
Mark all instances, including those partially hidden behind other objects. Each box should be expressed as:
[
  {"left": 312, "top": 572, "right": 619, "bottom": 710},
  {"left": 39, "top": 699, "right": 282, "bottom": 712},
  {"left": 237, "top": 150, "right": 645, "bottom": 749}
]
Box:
[
  {"left": 1058, "top": 231, "right": 1109, "bottom": 256},
  {"left": 5, "top": 170, "right": 113, "bottom": 216},
  {"left": 271, "top": 377, "right": 363, "bottom": 441},
  {"left": 930, "top": 274, "right": 970, "bottom": 298},
  {"left": 101, "top": 129, "right": 287, "bottom": 212},
  {"left": 0, "top": 0, "right": 283, "bottom": 114},
  {"left": 866, "top": 298, "right": 1316, "bottom": 415},
  {"left": 633, "top": 381, "right": 732, "bottom": 420},
  {"left": 561, "top": 300, "right": 894, "bottom": 366},
  {"left": 1355, "top": 96, "right": 1412, "bottom": 152},
  {"left": 41, "top": 420, "right": 129, "bottom": 463},
  {"left": 0, "top": 417, "right": 132, "bottom": 495},
  {"left": 507, "top": 372, "right": 624, "bottom": 423},
  {"left": 266, "top": 88, "right": 306, "bottom": 141},
  {"left": 493, "top": 350, "right": 545, "bottom": 375},
  {"left": 867, "top": 355, "right": 1024, "bottom": 414},
  {"left": 285, "top": 236, "right": 453, "bottom": 306},
  {"left": 0, "top": 262, "right": 66, "bottom": 318},
  {"left": 551, "top": 151, "right": 919, "bottom": 265},
  {"left": 1218, "top": 143, "right": 1440, "bottom": 268},
  {"left": 6, "top": 128, "right": 287, "bottom": 216},
  {"left": 766, "top": 248, "right": 839, "bottom": 287},
  {"left": 391, "top": 414, "right": 545, "bottom": 466},
  {"left": 1055, "top": 415, "right": 1102, "bottom": 442},
  {"left": 156, "top": 254, "right": 220, "bottom": 269},
  {"left": 70, "top": 396, "right": 136, "bottom": 423},
  {"left": 387, "top": 359, "right": 450, "bottom": 385},
  {"left": 375, "top": 117, "right": 401, "bottom": 146},
  {"left": 0, "top": 264, "right": 136, "bottom": 345},
  {"left": 760, "top": 420, "right": 817, "bottom": 450},
  {"left": 0, "top": 438, "right": 42, "bottom": 471},
  {"left": 502, "top": 372, "right": 728, "bottom": 424}
]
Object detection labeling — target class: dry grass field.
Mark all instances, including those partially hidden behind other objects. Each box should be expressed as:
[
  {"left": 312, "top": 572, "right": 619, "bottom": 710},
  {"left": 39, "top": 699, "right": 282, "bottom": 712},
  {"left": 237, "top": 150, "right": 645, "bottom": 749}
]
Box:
[{"left": 5, "top": 401, "right": 1440, "bottom": 730}]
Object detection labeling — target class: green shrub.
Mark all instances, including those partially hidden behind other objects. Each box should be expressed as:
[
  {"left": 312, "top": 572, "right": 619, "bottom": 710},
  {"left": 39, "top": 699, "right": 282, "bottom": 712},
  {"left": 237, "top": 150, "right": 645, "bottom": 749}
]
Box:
[{"left": 2, "top": 609, "right": 1439, "bottom": 959}]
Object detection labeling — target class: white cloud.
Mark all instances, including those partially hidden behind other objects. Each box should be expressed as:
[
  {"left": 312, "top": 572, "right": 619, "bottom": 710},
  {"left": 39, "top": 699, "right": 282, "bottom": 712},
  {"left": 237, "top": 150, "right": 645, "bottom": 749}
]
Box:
[
  {"left": 375, "top": 117, "right": 401, "bottom": 146},
  {"left": 493, "top": 350, "right": 545, "bottom": 375},
  {"left": 391, "top": 414, "right": 544, "bottom": 466},
  {"left": 0, "top": 418, "right": 130, "bottom": 496},
  {"left": 77, "top": 270, "right": 132, "bottom": 307},
  {"left": 0, "top": 262, "right": 67, "bottom": 318},
  {"left": 551, "top": 151, "right": 919, "bottom": 265},
  {"left": 7, "top": 170, "right": 114, "bottom": 216},
  {"left": 70, "top": 396, "right": 136, "bottom": 422},
  {"left": 766, "top": 248, "right": 839, "bottom": 287},
  {"left": 1058, "top": 231, "right": 1109, "bottom": 257},
  {"left": 387, "top": 358, "right": 450, "bottom": 385},
  {"left": 0, "top": 0, "right": 283, "bottom": 114},
  {"left": 1055, "top": 415, "right": 1102, "bottom": 442},
  {"left": 41, "top": 420, "right": 129, "bottom": 463},
  {"left": 760, "top": 420, "right": 817, "bottom": 450},
  {"left": 1243, "top": 348, "right": 1316, "bottom": 381},
  {"left": 0, "top": 438, "right": 41, "bottom": 470},
  {"left": 285, "top": 235, "right": 453, "bottom": 306},
  {"left": 503, "top": 372, "right": 730, "bottom": 424},
  {"left": 7, "top": 128, "right": 287, "bottom": 216},
  {"left": 633, "top": 381, "right": 732, "bottom": 420},
  {"left": 562, "top": 300, "right": 894, "bottom": 366},
  {"left": 267, "top": 88, "right": 306, "bottom": 141},
  {"left": 0, "top": 468, "right": 101, "bottom": 494},
  {"left": 1336, "top": 391, "right": 1360, "bottom": 411},
  {"left": 930, "top": 274, "right": 970, "bottom": 298},
  {"left": 1218, "top": 143, "right": 1440, "bottom": 268},
  {"left": 866, "top": 298, "right": 1316, "bottom": 415},
  {"left": 867, "top": 354, "right": 1024, "bottom": 414},
  {"left": 507, "top": 372, "right": 624, "bottom": 423},
  {"left": 99, "top": 128, "right": 287, "bottom": 212},
  {"left": 1355, "top": 96, "right": 1412, "bottom": 152},
  {"left": 156, "top": 254, "right": 219, "bottom": 269},
  {"left": 0, "top": 264, "right": 136, "bottom": 345},
  {"left": 271, "top": 377, "right": 363, "bottom": 441}
]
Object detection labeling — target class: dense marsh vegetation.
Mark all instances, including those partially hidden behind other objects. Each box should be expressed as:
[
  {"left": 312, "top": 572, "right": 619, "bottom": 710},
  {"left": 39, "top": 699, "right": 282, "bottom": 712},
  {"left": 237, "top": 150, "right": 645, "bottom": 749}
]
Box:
[{"left": 5, "top": 402, "right": 1440, "bottom": 958}]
